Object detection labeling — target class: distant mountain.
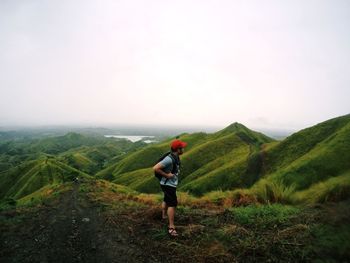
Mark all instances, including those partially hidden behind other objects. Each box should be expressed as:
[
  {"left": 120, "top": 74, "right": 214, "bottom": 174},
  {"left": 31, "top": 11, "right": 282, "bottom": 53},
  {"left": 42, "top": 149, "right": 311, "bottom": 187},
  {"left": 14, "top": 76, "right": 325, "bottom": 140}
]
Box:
[{"left": 27, "top": 132, "right": 106, "bottom": 154}]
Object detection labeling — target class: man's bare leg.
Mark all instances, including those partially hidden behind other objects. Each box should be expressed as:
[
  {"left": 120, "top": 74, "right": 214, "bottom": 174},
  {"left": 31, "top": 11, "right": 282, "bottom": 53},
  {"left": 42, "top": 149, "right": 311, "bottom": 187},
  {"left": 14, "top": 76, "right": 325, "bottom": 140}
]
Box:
[
  {"left": 167, "top": 207, "right": 178, "bottom": 236},
  {"left": 167, "top": 206, "right": 176, "bottom": 229},
  {"left": 162, "top": 201, "right": 168, "bottom": 219}
]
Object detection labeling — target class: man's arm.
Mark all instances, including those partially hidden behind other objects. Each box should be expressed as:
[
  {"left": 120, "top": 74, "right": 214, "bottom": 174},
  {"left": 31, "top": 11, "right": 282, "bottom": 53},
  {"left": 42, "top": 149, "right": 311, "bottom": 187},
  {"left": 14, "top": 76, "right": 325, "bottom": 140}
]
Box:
[{"left": 153, "top": 163, "right": 174, "bottom": 179}]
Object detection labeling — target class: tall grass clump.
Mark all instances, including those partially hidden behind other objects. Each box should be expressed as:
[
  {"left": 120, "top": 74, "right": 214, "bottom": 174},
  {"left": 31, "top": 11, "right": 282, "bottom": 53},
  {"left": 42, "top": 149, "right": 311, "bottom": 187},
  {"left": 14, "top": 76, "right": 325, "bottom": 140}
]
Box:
[
  {"left": 291, "top": 171, "right": 350, "bottom": 204},
  {"left": 251, "top": 178, "right": 296, "bottom": 204}
]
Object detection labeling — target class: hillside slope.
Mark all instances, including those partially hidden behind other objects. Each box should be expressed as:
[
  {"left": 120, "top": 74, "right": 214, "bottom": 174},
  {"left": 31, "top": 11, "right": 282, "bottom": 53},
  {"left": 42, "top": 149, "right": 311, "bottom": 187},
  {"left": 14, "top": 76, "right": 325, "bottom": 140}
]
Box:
[
  {"left": 257, "top": 114, "right": 350, "bottom": 190},
  {"left": 101, "top": 115, "right": 350, "bottom": 197},
  {"left": 1, "top": 114, "right": 349, "bottom": 202},
  {"left": 0, "top": 157, "right": 91, "bottom": 199},
  {"left": 0, "top": 132, "right": 144, "bottom": 173},
  {"left": 96, "top": 132, "right": 210, "bottom": 179},
  {"left": 108, "top": 123, "right": 274, "bottom": 194}
]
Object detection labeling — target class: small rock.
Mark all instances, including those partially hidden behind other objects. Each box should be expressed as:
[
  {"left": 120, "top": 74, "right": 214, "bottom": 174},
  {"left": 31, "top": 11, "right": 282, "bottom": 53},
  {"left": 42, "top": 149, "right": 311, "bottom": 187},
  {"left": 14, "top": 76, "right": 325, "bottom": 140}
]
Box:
[{"left": 82, "top": 217, "right": 90, "bottom": 222}]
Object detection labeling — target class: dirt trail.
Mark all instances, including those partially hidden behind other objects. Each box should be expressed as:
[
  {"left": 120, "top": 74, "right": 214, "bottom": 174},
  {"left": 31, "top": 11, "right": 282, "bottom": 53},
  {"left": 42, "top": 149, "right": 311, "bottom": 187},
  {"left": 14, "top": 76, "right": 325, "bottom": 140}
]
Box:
[{"left": 0, "top": 182, "right": 144, "bottom": 263}]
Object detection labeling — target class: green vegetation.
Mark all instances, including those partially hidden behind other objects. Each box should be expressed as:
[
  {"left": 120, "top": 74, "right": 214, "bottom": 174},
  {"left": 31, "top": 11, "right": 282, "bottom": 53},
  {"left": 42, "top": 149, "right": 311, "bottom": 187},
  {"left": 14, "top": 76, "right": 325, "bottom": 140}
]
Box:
[
  {"left": 1, "top": 114, "right": 349, "bottom": 207},
  {"left": 96, "top": 132, "right": 209, "bottom": 179},
  {"left": 1, "top": 115, "right": 350, "bottom": 262},
  {"left": 291, "top": 170, "right": 350, "bottom": 204},
  {"left": 261, "top": 115, "right": 350, "bottom": 189},
  {"left": 16, "top": 182, "right": 71, "bottom": 207},
  {"left": 0, "top": 132, "right": 145, "bottom": 173},
  {"left": 0, "top": 158, "right": 91, "bottom": 199},
  {"left": 1, "top": 178, "right": 349, "bottom": 262},
  {"left": 83, "top": 179, "right": 350, "bottom": 262},
  {"left": 105, "top": 122, "right": 275, "bottom": 195},
  {"left": 310, "top": 224, "right": 350, "bottom": 261},
  {"left": 228, "top": 203, "right": 300, "bottom": 226}
]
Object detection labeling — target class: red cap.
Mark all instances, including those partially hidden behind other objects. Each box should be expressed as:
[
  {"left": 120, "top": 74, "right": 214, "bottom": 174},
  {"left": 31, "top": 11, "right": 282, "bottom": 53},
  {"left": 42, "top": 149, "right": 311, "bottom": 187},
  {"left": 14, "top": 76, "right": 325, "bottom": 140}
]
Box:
[{"left": 170, "top": 139, "right": 187, "bottom": 150}]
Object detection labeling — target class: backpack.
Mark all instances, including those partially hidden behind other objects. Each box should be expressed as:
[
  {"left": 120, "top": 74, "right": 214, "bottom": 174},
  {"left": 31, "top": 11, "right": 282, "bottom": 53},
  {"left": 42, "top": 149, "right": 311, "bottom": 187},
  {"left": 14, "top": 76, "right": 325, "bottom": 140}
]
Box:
[{"left": 154, "top": 152, "right": 180, "bottom": 183}]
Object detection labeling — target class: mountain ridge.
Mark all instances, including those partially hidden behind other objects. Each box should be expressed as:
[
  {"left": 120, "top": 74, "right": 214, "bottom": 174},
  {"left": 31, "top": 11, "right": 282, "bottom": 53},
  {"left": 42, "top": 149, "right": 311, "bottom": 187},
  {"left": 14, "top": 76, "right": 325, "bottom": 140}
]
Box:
[{"left": 1, "top": 114, "right": 349, "bottom": 201}]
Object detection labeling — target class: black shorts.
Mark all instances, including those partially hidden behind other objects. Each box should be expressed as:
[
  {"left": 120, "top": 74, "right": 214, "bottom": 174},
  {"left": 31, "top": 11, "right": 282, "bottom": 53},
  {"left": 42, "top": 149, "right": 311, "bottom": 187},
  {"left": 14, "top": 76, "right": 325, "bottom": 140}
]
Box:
[{"left": 160, "top": 185, "right": 178, "bottom": 207}]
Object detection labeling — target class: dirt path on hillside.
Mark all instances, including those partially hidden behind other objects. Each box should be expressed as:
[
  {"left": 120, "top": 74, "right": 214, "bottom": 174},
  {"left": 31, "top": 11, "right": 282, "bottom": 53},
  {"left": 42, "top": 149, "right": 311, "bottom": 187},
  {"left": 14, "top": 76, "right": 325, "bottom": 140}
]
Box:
[{"left": 0, "top": 182, "right": 144, "bottom": 263}]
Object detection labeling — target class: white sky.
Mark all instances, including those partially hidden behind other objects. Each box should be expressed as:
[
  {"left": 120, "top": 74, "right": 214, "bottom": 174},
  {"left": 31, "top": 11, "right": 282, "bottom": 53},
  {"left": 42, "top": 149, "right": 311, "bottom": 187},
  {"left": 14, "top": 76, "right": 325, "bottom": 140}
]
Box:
[{"left": 0, "top": 0, "right": 349, "bottom": 131}]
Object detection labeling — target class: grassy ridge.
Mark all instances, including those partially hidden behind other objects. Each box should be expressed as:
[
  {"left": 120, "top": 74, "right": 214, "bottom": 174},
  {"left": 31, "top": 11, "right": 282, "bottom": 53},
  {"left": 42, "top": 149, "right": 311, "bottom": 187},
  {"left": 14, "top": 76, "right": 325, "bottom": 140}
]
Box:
[
  {"left": 0, "top": 158, "right": 91, "bottom": 199},
  {"left": 179, "top": 114, "right": 350, "bottom": 197},
  {"left": 180, "top": 133, "right": 249, "bottom": 177},
  {"left": 262, "top": 114, "right": 350, "bottom": 175},
  {"left": 0, "top": 132, "right": 147, "bottom": 200},
  {"left": 58, "top": 142, "right": 142, "bottom": 175},
  {"left": 106, "top": 123, "right": 274, "bottom": 194},
  {"left": 0, "top": 132, "right": 144, "bottom": 173},
  {"left": 291, "top": 170, "right": 350, "bottom": 204},
  {"left": 241, "top": 114, "right": 350, "bottom": 204},
  {"left": 1, "top": 114, "right": 349, "bottom": 207},
  {"left": 96, "top": 132, "right": 210, "bottom": 180}
]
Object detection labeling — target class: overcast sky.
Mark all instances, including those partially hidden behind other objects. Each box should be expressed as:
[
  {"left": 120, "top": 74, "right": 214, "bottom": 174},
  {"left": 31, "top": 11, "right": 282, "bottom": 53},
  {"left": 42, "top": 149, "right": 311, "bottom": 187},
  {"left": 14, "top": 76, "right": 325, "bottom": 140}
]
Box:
[{"left": 0, "top": 0, "right": 349, "bottom": 131}]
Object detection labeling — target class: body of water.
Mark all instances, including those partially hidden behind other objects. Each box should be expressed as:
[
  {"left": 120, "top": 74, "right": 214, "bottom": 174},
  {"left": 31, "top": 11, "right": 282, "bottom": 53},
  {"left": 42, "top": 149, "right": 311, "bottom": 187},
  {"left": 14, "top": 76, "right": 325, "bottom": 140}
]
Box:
[{"left": 104, "top": 135, "right": 156, "bottom": 143}]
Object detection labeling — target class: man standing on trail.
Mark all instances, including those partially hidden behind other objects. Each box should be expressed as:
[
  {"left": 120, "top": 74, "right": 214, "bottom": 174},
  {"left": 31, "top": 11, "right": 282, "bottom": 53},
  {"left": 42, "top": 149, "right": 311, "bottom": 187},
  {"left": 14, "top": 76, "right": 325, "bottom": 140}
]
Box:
[{"left": 153, "top": 139, "right": 187, "bottom": 237}]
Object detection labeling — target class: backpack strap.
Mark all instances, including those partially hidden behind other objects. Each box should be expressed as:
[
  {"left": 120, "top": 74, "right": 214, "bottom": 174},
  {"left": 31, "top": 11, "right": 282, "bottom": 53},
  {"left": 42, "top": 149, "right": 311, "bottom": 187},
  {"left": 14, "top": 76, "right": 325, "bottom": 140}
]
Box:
[
  {"left": 163, "top": 153, "right": 180, "bottom": 185},
  {"left": 168, "top": 153, "right": 179, "bottom": 174}
]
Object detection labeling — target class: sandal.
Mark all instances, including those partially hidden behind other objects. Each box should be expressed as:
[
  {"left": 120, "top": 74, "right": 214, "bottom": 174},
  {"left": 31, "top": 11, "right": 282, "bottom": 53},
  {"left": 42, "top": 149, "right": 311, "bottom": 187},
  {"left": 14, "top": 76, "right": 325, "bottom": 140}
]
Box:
[{"left": 168, "top": 227, "right": 179, "bottom": 237}]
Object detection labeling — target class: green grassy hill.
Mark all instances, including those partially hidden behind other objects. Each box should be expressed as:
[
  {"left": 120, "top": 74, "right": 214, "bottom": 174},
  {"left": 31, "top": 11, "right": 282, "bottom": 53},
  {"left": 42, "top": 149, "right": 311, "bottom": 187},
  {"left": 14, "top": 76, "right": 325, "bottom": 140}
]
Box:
[
  {"left": 0, "top": 157, "right": 91, "bottom": 199},
  {"left": 0, "top": 132, "right": 145, "bottom": 173},
  {"left": 178, "top": 124, "right": 273, "bottom": 194},
  {"left": 108, "top": 123, "right": 274, "bottom": 194},
  {"left": 58, "top": 142, "right": 142, "bottom": 175},
  {"left": 99, "top": 115, "right": 350, "bottom": 200},
  {"left": 248, "top": 114, "right": 350, "bottom": 199},
  {"left": 1, "top": 117, "right": 349, "bottom": 262},
  {"left": 200, "top": 114, "right": 350, "bottom": 205},
  {"left": 0, "top": 132, "right": 103, "bottom": 172},
  {"left": 96, "top": 132, "right": 210, "bottom": 180},
  {"left": 262, "top": 114, "right": 350, "bottom": 176},
  {"left": 15, "top": 132, "right": 105, "bottom": 155},
  {"left": 1, "top": 114, "right": 349, "bottom": 205}
]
